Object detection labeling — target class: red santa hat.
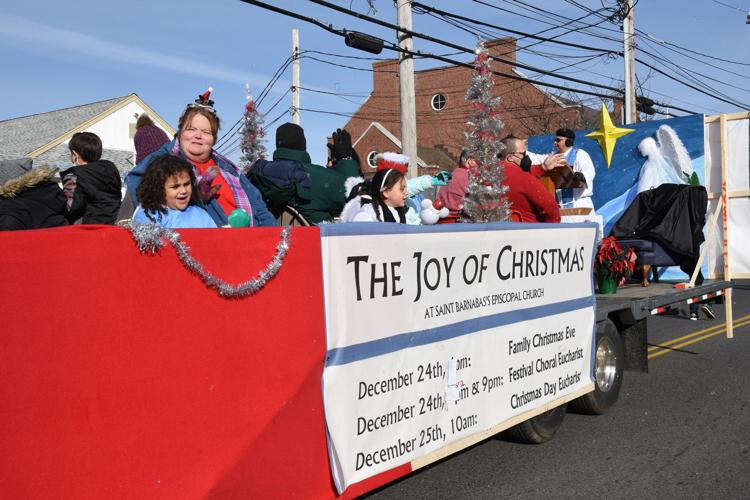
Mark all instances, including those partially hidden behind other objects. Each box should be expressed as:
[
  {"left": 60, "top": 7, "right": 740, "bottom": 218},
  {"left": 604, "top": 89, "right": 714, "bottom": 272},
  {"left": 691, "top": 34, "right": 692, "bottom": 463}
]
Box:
[
  {"left": 191, "top": 87, "right": 215, "bottom": 110},
  {"left": 375, "top": 152, "right": 410, "bottom": 174}
]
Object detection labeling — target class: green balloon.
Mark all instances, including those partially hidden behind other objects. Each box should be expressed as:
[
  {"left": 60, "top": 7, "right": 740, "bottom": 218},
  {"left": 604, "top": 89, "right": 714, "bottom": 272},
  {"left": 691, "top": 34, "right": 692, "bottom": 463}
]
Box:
[{"left": 228, "top": 209, "right": 251, "bottom": 228}]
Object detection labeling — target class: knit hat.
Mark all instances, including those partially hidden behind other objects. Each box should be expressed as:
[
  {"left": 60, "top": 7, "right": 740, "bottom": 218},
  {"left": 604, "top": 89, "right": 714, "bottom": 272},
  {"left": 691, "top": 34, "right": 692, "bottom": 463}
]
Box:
[
  {"left": 375, "top": 152, "right": 410, "bottom": 174},
  {"left": 134, "top": 124, "right": 170, "bottom": 164},
  {"left": 0, "top": 158, "right": 33, "bottom": 186},
  {"left": 276, "top": 123, "right": 307, "bottom": 151}
]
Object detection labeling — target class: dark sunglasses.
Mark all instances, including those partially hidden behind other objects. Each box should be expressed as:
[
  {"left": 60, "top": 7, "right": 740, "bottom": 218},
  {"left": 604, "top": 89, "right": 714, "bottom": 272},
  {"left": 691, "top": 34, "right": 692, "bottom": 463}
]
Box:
[{"left": 554, "top": 137, "right": 565, "bottom": 143}]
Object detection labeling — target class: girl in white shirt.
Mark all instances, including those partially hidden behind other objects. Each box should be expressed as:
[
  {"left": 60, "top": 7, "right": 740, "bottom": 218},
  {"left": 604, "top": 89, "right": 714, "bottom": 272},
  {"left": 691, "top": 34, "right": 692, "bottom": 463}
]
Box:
[{"left": 347, "top": 168, "right": 409, "bottom": 223}]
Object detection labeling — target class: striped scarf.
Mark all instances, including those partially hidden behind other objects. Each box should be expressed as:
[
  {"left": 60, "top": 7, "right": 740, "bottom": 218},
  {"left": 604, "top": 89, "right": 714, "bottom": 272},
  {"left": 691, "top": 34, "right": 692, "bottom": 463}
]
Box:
[
  {"left": 558, "top": 147, "right": 580, "bottom": 208},
  {"left": 171, "top": 139, "right": 254, "bottom": 225}
]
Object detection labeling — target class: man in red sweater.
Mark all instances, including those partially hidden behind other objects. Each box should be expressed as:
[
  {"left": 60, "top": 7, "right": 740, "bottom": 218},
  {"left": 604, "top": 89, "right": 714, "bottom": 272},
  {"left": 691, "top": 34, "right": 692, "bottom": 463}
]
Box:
[{"left": 500, "top": 136, "right": 561, "bottom": 223}]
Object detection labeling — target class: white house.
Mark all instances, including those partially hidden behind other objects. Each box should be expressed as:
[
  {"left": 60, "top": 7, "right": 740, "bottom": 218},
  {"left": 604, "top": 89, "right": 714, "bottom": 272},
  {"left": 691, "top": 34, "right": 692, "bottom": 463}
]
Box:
[{"left": 0, "top": 94, "right": 174, "bottom": 176}]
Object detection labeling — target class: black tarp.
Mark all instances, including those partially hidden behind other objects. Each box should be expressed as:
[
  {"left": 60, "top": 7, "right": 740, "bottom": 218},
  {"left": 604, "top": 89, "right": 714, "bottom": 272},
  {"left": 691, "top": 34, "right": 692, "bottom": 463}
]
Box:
[{"left": 610, "top": 184, "right": 707, "bottom": 282}]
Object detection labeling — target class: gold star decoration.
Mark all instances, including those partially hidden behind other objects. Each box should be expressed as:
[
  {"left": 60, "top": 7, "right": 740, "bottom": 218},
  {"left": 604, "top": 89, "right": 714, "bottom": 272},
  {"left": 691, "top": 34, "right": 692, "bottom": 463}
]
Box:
[{"left": 585, "top": 103, "right": 635, "bottom": 167}]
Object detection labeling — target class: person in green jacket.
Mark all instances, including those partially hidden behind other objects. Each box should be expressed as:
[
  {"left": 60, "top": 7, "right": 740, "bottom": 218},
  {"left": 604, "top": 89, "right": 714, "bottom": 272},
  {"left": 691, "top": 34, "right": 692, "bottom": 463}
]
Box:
[{"left": 248, "top": 123, "right": 360, "bottom": 224}]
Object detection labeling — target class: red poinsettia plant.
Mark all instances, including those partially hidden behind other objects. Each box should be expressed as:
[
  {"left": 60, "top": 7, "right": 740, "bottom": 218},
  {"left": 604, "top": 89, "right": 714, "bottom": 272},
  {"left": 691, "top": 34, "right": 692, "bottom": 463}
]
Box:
[{"left": 596, "top": 236, "right": 637, "bottom": 285}]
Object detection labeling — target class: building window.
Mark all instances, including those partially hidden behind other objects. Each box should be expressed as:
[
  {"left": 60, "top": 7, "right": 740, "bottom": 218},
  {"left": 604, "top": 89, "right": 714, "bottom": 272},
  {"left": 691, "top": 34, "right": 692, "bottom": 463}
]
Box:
[
  {"left": 431, "top": 93, "right": 447, "bottom": 111},
  {"left": 367, "top": 151, "right": 378, "bottom": 169}
]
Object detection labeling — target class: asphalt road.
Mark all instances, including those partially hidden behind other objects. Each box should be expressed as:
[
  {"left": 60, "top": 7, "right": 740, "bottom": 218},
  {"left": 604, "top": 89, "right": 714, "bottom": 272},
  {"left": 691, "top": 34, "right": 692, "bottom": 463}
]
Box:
[{"left": 367, "top": 280, "right": 750, "bottom": 499}]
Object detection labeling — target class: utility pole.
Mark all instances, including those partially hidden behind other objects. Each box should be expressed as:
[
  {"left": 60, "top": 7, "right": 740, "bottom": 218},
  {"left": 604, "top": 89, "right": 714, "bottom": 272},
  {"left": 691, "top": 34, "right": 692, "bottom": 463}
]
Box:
[
  {"left": 397, "top": 0, "right": 418, "bottom": 178},
  {"left": 292, "top": 28, "right": 300, "bottom": 125},
  {"left": 622, "top": 0, "right": 637, "bottom": 124}
]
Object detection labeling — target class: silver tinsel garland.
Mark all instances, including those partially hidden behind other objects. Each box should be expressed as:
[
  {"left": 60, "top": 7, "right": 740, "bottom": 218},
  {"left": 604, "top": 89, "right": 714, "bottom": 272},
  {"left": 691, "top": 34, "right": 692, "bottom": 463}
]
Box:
[
  {"left": 460, "top": 40, "right": 512, "bottom": 224},
  {"left": 124, "top": 223, "right": 292, "bottom": 298},
  {"left": 239, "top": 86, "right": 267, "bottom": 175}
]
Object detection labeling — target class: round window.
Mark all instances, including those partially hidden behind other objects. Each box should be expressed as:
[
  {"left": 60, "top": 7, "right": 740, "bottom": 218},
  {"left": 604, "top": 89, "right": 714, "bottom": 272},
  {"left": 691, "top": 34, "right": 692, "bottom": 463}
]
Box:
[
  {"left": 431, "top": 93, "right": 447, "bottom": 111},
  {"left": 367, "top": 151, "right": 378, "bottom": 169}
]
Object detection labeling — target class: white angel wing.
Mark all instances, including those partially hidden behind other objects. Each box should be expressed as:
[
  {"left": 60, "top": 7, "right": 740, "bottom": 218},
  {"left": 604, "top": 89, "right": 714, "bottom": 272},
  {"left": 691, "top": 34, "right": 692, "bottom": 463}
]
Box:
[{"left": 656, "top": 125, "right": 693, "bottom": 178}]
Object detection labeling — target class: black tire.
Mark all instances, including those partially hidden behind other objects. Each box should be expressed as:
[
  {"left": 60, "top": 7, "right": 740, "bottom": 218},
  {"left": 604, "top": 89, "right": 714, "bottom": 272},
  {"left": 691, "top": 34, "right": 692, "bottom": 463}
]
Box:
[
  {"left": 503, "top": 403, "right": 567, "bottom": 444},
  {"left": 569, "top": 318, "right": 624, "bottom": 415}
]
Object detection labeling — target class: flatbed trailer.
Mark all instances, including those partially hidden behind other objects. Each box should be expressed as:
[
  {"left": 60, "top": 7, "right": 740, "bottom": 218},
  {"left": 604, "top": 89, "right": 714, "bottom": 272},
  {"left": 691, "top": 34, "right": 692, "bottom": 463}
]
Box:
[
  {"left": 596, "top": 280, "right": 730, "bottom": 324},
  {"left": 0, "top": 224, "right": 734, "bottom": 499},
  {"left": 552, "top": 279, "right": 733, "bottom": 420}
]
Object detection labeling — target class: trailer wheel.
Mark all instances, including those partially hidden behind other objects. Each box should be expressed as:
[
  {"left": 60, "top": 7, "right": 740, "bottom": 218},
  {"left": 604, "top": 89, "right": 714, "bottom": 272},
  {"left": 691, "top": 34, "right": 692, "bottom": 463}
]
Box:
[
  {"left": 570, "top": 318, "right": 623, "bottom": 415},
  {"left": 503, "top": 404, "right": 567, "bottom": 444}
]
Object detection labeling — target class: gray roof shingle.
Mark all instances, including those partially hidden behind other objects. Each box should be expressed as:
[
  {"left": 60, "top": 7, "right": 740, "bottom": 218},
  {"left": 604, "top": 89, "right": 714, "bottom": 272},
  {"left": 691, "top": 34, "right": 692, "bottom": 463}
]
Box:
[
  {"left": 0, "top": 95, "right": 130, "bottom": 158},
  {"left": 35, "top": 143, "right": 134, "bottom": 178}
]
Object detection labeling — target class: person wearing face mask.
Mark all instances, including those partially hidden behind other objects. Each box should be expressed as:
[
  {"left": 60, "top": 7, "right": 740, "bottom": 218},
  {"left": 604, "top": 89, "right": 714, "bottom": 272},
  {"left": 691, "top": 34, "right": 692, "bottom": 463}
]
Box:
[{"left": 499, "top": 135, "right": 560, "bottom": 223}]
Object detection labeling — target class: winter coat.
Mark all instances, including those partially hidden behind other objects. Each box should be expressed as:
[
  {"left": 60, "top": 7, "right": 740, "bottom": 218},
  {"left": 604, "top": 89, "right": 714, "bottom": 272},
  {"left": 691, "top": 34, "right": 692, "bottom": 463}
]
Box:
[
  {"left": 351, "top": 202, "right": 406, "bottom": 223},
  {"left": 125, "top": 139, "right": 276, "bottom": 227},
  {"left": 249, "top": 148, "right": 360, "bottom": 224},
  {"left": 0, "top": 167, "right": 69, "bottom": 231},
  {"left": 501, "top": 160, "right": 561, "bottom": 223},
  {"left": 133, "top": 205, "right": 217, "bottom": 229},
  {"left": 437, "top": 166, "right": 469, "bottom": 218},
  {"left": 61, "top": 159, "right": 122, "bottom": 224}
]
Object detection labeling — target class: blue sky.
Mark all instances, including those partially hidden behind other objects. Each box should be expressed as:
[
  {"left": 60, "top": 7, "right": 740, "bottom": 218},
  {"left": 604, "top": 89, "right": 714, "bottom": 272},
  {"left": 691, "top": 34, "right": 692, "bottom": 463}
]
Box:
[{"left": 1, "top": 0, "right": 748, "bottom": 166}]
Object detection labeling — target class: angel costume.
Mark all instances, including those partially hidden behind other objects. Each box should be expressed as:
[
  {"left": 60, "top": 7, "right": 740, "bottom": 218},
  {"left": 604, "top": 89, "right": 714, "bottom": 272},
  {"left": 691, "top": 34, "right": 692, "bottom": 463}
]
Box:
[{"left": 636, "top": 125, "right": 692, "bottom": 194}]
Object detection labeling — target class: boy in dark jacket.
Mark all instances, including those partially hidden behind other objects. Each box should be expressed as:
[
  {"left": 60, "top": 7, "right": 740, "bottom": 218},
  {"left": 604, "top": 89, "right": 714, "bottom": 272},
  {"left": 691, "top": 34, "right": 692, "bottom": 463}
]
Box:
[{"left": 62, "top": 132, "right": 122, "bottom": 224}]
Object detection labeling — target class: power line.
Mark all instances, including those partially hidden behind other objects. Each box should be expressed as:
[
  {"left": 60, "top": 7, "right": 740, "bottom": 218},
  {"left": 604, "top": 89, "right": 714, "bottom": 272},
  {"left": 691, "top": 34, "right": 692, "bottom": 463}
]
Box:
[
  {"left": 263, "top": 87, "right": 293, "bottom": 116},
  {"left": 636, "top": 38, "right": 750, "bottom": 107},
  {"left": 411, "top": 1, "right": 620, "bottom": 56},
  {"left": 221, "top": 108, "right": 291, "bottom": 158},
  {"left": 636, "top": 57, "right": 749, "bottom": 109},
  {"left": 303, "top": 49, "right": 386, "bottom": 60},
  {"left": 306, "top": 0, "right": 625, "bottom": 94},
  {"left": 637, "top": 30, "right": 750, "bottom": 71},
  {"left": 298, "top": 85, "right": 371, "bottom": 98},
  {"left": 407, "top": 2, "right": 700, "bottom": 114},
  {"left": 241, "top": 0, "right": 625, "bottom": 101},
  {"left": 216, "top": 92, "right": 291, "bottom": 156},
  {"left": 214, "top": 55, "right": 293, "bottom": 149},
  {"left": 552, "top": 0, "right": 750, "bottom": 69},
  {"left": 709, "top": 0, "right": 747, "bottom": 12},
  {"left": 637, "top": 39, "right": 750, "bottom": 99},
  {"left": 301, "top": 54, "right": 398, "bottom": 72},
  {"left": 472, "top": 0, "right": 624, "bottom": 46},
  {"left": 541, "top": 0, "right": 750, "bottom": 106},
  {"left": 245, "top": 0, "right": 706, "bottom": 120},
  {"left": 435, "top": 0, "right": 749, "bottom": 110}
]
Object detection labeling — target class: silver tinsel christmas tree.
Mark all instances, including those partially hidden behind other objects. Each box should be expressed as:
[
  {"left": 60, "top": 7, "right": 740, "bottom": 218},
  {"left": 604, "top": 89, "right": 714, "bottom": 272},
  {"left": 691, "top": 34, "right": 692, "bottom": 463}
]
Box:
[
  {"left": 460, "top": 41, "right": 512, "bottom": 223},
  {"left": 239, "top": 86, "right": 267, "bottom": 174}
]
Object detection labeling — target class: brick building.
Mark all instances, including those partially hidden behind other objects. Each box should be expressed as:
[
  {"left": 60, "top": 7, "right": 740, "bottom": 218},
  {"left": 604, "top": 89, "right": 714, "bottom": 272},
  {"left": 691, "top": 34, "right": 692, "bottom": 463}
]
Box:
[{"left": 344, "top": 38, "right": 597, "bottom": 173}]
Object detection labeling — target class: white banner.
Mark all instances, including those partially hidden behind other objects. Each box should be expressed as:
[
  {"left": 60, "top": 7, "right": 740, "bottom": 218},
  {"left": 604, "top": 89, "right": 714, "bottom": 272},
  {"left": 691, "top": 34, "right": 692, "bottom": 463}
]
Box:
[{"left": 319, "top": 222, "right": 598, "bottom": 493}]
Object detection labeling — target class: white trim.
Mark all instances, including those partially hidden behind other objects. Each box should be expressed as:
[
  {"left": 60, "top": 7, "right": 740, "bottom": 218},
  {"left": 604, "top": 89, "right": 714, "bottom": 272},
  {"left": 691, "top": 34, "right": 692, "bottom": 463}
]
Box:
[
  {"left": 352, "top": 121, "right": 427, "bottom": 167},
  {"left": 430, "top": 93, "right": 447, "bottom": 111}
]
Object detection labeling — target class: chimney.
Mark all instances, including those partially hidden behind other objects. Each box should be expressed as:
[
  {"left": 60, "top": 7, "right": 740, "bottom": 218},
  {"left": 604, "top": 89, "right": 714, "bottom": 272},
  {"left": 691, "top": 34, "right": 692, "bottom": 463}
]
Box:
[
  {"left": 371, "top": 59, "right": 399, "bottom": 96},
  {"left": 485, "top": 37, "right": 516, "bottom": 73}
]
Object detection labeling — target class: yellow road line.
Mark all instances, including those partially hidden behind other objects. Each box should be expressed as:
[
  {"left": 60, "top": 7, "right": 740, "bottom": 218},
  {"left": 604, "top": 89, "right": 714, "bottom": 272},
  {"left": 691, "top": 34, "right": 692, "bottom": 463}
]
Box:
[
  {"left": 648, "top": 319, "right": 750, "bottom": 359},
  {"left": 647, "top": 312, "right": 750, "bottom": 352}
]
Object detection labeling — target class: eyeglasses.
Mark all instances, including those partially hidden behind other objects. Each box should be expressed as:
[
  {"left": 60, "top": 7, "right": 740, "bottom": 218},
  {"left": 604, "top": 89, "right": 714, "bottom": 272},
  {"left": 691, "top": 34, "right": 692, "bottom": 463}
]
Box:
[{"left": 554, "top": 138, "right": 565, "bottom": 143}]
